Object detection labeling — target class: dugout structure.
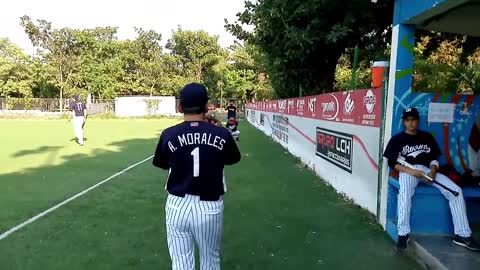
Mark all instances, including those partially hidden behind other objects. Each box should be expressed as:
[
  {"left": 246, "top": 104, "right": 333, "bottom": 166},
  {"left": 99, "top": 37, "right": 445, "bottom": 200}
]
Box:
[{"left": 379, "top": 0, "right": 480, "bottom": 243}]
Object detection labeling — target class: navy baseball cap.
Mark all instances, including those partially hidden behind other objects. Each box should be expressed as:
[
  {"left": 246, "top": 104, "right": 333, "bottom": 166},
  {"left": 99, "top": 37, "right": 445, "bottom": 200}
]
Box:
[
  {"left": 179, "top": 83, "right": 209, "bottom": 113},
  {"left": 402, "top": 107, "right": 419, "bottom": 119}
]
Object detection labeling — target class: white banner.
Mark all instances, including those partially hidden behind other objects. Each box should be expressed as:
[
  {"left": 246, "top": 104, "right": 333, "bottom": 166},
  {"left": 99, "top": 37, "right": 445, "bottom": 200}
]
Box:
[{"left": 115, "top": 96, "right": 178, "bottom": 117}]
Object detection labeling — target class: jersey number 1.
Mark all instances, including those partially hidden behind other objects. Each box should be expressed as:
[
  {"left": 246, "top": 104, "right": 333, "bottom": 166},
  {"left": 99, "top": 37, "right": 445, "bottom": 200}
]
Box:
[{"left": 191, "top": 147, "right": 200, "bottom": 177}]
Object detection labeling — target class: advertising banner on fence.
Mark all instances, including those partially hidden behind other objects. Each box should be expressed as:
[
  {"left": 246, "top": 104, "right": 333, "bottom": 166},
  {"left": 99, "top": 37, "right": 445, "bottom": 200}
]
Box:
[{"left": 247, "top": 88, "right": 382, "bottom": 214}]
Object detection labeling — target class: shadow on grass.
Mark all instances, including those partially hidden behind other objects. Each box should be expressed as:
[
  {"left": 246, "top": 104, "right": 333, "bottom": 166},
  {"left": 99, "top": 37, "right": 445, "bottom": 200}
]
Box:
[
  {"left": 0, "top": 123, "right": 420, "bottom": 270},
  {"left": 0, "top": 133, "right": 164, "bottom": 234},
  {"left": 12, "top": 146, "right": 64, "bottom": 158},
  {"left": 69, "top": 137, "right": 88, "bottom": 142},
  {"left": 0, "top": 131, "right": 172, "bottom": 270}
]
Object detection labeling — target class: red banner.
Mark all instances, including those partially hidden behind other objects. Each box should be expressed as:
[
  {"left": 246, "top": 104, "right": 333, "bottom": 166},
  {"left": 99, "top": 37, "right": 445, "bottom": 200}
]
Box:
[{"left": 246, "top": 88, "right": 382, "bottom": 127}]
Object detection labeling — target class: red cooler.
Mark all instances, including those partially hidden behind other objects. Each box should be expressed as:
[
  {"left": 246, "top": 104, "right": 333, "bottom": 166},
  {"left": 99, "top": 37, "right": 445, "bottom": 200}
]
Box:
[{"left": 371, "top": 61, "right": 389, "bottom": 88}]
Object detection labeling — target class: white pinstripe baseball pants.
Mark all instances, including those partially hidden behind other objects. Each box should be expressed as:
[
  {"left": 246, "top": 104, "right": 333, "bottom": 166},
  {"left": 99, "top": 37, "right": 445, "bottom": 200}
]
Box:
[
  {"left": 165, "top": 194, "right": 224, "bottom": 270},
  {"left": 398, "top": 165, "right": 472, "bottom": 237}
]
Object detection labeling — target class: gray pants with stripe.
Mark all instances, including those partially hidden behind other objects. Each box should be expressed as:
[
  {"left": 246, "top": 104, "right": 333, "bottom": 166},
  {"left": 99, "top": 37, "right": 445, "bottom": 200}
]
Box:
[
  {"left": 398, "top": 164, "right": 472, "bottom": 237},
  {"left": 165, "top": 194, "right": 223, "bottom": 270}
]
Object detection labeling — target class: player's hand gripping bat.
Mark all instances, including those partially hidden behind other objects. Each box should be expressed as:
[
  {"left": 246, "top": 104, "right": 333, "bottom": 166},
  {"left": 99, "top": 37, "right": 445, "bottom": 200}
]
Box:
[{"left": 397, "top": 156, "right": 459, "bottom": 197}]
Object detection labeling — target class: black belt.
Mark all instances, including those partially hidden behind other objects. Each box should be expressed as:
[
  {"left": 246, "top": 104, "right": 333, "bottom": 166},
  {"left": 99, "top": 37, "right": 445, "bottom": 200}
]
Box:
[{"left": 169, "top": 191, "right": 222, "bottom": 201}]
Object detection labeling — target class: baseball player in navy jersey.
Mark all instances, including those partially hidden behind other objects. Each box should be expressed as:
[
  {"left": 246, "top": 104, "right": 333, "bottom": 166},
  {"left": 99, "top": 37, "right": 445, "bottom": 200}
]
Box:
[
  {"left": 153, "top": 83, "right": 241, "bottom": 270},
  {"left": 383, "top": 107, "right": 480, "bottom": 252},
  {"left": 69, "top": 94, "right": 87, "bottom": 146},
  {"left": 225, "top": 100, "right": 237, "bottom": 121}
]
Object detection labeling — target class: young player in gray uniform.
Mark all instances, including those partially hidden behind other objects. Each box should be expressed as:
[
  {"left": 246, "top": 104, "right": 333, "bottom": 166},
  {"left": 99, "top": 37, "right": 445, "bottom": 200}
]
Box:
[
  {"left": 383, "top": 107, "right": 480, "bottom": 252},
  {"left": 153, "top": 83, "right": 241, "bottom": 270},
  {"left": 70, "top": 94, "right": 87, "bottom": 146}
]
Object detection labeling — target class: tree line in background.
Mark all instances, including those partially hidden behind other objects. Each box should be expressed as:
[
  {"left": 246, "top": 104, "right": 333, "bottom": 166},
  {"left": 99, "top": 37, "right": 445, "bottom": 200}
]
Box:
[
  {"left": 0, "top": 15, "right": 275, "bottom": 105},
  {"left": 226, "top": 0, "right": 480, "bottom": 97},
  {"left": 2, "top": 1, "right": 480, "bottom": 106}
]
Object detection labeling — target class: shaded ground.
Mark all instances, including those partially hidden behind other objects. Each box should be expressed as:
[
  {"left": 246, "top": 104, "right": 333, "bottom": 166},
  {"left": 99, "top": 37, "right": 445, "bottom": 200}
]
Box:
[{"left": 0, "top": 120, "right": 419, "bottom": 269}]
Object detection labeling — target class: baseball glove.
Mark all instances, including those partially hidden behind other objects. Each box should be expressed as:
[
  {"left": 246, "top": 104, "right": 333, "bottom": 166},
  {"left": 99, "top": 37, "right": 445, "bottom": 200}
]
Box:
[{"left": 205, "top": 114, "right": 222, "bottom": 126}]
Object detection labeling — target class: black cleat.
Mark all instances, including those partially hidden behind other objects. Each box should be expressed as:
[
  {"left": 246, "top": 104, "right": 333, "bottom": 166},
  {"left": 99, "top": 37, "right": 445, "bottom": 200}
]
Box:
[
  {"left": 395, "top": 235, "right": 409, "bottom": 252},
  {"left": 453, "top": 235, "right": 480, "bottom": 251}
]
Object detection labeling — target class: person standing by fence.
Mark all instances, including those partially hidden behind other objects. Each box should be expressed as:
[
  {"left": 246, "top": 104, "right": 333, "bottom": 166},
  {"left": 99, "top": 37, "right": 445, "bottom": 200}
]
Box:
[
  {"left": 69, "top": 94, "right": 87, "bottom": 146},
  {"left": 225, "top": 99, "right": 237, "bottom": 121}
]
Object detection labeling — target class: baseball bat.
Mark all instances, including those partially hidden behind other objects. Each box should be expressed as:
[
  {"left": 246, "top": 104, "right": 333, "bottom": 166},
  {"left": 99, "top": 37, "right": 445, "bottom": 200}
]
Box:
[{"left": 397, "top": 157, "right": 459, "bottom": 197}]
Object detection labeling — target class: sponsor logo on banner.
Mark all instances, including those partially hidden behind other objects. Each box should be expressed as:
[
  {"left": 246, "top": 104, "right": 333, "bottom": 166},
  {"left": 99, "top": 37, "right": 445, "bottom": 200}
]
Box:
[
  {"left": 278, "top": 100, "right": 287, "bottom": 112},
  {"left": 249, "top": 110, "right": 256, "bottom": 123},
  {"left": 272, "top": 115, "right": 289, "bottom": 144},
  {"left": 308, "top": 98, "right": 317, "bottom": 116},
  {"left": 260, "top": 113, "right": 265, "bottom": 126},
  {"left": 248, "top": 88, "right": 380, "bottom": 127},
  {"left": 321, "top": 94, "right": 339, "bottom": 120},
  {"left": 344, "top": 92, "right": 355, "bottom": 115},
  {"left": 362, "top": 89, "right": 377, "bottom": 126},
  {"left": 342, "top": 92, "right": 355, "bottom": 123},
  {"left": 316, "top": 127, "right": 353, "bottom": 173},
  {"left": 287, "top": 100, "right": 295, "bottom": 114},
  {"left": 296, "top": 99, "right": 305, "bottom": 115}
]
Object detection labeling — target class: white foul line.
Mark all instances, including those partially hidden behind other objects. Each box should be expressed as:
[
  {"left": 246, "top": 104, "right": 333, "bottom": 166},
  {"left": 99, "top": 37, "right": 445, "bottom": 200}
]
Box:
[{"left": 0, "top": 155, "right": 154, "bottom": 241}]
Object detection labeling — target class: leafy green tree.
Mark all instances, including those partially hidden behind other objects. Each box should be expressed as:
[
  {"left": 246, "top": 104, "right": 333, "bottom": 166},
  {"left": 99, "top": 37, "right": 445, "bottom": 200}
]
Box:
[
  {"left": 21, "top": 16, "right": 81, "bottom": 110},
  {"left": 226, "top": 0, "right": 394, "bottom": 97},
  {"left": 0, "top": 38, "right": 35, "bottom": 97}
]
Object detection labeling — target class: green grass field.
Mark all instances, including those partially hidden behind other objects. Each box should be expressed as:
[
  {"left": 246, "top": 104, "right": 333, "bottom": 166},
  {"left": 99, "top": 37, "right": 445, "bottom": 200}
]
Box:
[{"left": 0, "top": 119, "right": 419, "bottom": 269}]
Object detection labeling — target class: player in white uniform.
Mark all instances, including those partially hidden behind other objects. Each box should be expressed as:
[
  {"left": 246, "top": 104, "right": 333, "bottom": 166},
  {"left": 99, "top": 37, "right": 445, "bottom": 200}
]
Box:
[{"left": 383, "top": 107, "right": 480, "bottom": 252}]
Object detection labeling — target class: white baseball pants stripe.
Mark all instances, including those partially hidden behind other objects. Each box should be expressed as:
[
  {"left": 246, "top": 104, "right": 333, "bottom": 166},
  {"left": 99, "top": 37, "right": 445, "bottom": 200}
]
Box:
[
  {"left": 397, "top": 164, "right": 471, "bottom": 237},
  {"left": 73, "top": 116, "right": 84, "bottom": 144},
  {"left": 165, "top": 194, "right": 224, "bottom": 270}
]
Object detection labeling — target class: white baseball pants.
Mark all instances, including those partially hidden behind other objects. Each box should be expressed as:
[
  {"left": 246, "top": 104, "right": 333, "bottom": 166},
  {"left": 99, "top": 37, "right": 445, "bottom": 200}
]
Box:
[
  {"left": 165, "top": 194, "right": 224, "bottom": 270},
  {"left": 397, "top": 164, "right": 471, "bottom": 237},
  {"left": 73, "top": 116, "right": 85, "bottom": 144}
]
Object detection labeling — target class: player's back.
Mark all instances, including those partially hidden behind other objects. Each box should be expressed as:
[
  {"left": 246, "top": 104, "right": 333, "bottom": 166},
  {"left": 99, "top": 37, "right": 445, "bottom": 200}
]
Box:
[
  {"left": 70, "top": 101, "right": 86, "bottom": 116},
  {"left": 154, "top": 121, "right": 240, "bottom": 200}
]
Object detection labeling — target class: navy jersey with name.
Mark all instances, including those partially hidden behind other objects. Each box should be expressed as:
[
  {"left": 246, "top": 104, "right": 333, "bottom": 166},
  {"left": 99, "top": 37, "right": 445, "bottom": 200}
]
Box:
[
  {"left": 70, "top": 101, "right": 86, "bottom": 117},
  {"left": 383, "top": 130, "right": 441, "bottom": 169},
  {"left": 226, "top": 105, "right": 237, "bottom": 119},
  {"left": 153, "top": 121, "right": 241, "bottom": 200}
]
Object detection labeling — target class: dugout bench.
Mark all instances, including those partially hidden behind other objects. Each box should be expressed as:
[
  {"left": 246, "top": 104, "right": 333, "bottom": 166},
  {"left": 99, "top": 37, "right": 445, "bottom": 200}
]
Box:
[{"left": 386, "top": 176, "right": 480, "bottom": 241}]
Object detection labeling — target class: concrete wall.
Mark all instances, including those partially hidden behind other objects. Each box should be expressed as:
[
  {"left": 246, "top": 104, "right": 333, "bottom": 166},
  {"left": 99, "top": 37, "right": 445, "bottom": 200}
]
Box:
[{"left": 246, "top": 88, "right": 383, "bottom": 214}]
